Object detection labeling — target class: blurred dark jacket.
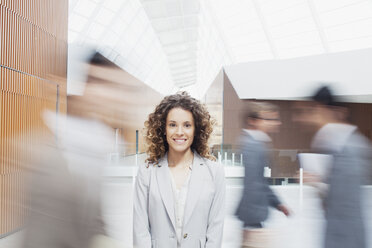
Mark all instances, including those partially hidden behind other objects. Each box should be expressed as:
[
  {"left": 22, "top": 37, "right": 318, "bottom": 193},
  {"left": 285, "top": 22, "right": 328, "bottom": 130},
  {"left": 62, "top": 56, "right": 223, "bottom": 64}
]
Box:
[
  {"left": 312, "top": 123, "right": 372, "bottom": 248},
  {"left": 235, "top": 130, "right": 281, "bottom": 227}
]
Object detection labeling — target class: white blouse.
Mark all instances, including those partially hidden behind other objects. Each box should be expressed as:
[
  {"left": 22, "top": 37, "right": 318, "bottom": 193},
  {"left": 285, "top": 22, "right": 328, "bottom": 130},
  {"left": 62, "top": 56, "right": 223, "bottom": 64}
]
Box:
[{"left": 169, "top": 168, "right": 192, "bottom": 247}]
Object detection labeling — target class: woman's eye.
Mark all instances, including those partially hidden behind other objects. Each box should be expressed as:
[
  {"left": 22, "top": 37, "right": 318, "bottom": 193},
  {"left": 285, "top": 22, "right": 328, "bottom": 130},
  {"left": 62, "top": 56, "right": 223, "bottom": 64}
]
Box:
[
  {"left": 169, "top": 123, "right": 176, "bottom": 127},
  {"left": 185, "top": 123, "right": 191, "bottom": 128}
]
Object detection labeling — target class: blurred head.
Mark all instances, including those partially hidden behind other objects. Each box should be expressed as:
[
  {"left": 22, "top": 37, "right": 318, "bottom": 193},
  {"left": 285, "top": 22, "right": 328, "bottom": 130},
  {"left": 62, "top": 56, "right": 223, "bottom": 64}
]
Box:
[
  {"left": 243, "top": 102, "right": 281, "bottom": 134},
  {"left": 293, "top": 86, "right": 349, "bottom": 128},
  {"left": 145, "top": 92, "right": 215, "bottom": 164},
  {"left": 67, "top": 52, "right": 129, "bottom": 128}
]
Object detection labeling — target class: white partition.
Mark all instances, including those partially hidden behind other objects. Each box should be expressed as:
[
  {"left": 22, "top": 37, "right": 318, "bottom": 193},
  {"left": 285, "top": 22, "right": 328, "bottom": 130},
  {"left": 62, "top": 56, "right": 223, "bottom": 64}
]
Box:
[{"left": 224, "top": 48, "right": 372, "bottom": 102}]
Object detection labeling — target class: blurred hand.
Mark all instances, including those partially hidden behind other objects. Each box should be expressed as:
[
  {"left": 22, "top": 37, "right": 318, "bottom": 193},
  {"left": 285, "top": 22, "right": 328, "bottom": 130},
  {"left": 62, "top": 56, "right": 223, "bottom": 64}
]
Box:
[{"left": 277, "top": 204, "right": 291, "bottom": 217}]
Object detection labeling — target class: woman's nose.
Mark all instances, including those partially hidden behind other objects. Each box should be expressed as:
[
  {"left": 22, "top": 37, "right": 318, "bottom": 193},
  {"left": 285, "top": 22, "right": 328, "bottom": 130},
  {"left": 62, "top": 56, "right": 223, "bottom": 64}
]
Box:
[{"left": 176, "top": 126, "right": 183, "bottom": 134}]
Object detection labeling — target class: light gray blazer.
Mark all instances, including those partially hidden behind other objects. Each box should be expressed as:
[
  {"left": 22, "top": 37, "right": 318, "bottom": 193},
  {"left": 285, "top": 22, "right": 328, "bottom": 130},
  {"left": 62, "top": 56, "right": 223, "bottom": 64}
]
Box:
[{"left": 133, "top": 152, "right": 225, "bottom": 248}]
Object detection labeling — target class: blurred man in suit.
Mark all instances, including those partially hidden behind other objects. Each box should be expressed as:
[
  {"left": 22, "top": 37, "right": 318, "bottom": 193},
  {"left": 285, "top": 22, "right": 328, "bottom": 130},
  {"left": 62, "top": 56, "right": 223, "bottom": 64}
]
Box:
[{"left": 236, "top": 102, "right": 290, "bottom": 248}]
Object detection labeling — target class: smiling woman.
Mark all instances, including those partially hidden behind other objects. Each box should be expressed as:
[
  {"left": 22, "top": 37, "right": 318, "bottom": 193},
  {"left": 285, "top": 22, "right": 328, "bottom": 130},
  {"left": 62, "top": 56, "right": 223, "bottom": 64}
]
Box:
[
  {"left": 144, "top": 92, "right": 215, "bottom": 165},
  {"left": 133, "top": 92, "right": 226, "bottom": 248}
]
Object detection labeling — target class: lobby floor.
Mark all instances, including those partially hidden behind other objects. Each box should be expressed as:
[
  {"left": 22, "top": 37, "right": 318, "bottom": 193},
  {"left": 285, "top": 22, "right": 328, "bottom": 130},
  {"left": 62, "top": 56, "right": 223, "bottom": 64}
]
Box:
[{"left": 1, "top": 179, "right": 371, "bottom": 248}]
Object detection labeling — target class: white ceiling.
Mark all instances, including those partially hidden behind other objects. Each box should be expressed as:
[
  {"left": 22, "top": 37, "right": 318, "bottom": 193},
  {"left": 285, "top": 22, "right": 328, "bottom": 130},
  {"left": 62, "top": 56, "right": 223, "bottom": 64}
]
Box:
[
  {"left": 140, "top": 0, "right": 200, "bottom": 88},
  {"left": 68, "top": 0, "right": 372, "bottom": 98}
]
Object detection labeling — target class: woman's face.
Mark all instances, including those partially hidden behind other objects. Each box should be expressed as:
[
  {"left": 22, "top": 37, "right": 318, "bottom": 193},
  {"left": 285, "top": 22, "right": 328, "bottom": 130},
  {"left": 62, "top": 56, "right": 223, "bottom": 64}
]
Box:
[{"left": 165, "top": 107, "right": 195, "bottom": 154}]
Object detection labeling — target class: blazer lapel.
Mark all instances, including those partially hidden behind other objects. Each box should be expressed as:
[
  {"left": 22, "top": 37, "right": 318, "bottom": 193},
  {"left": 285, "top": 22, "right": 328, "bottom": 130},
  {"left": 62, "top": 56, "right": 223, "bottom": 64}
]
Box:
[
  {"left": 183, "top": 153, "right": 205, "bottom": 226},
  {"left": 156, "top": 157, "right": 176, "bottom": 230}
]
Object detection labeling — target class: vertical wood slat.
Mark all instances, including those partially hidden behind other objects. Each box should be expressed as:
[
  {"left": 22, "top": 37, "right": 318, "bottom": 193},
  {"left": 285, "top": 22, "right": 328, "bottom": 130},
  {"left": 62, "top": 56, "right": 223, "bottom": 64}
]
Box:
[{"left": 0, "top": 0, "right": 68, "bottom": 236}]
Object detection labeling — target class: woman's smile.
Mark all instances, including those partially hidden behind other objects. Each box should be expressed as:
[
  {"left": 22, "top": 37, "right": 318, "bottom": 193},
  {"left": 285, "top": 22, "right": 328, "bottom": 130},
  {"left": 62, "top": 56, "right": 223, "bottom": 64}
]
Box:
[{"left": 173, "top": 137, "right": 188, "bottom": 144}]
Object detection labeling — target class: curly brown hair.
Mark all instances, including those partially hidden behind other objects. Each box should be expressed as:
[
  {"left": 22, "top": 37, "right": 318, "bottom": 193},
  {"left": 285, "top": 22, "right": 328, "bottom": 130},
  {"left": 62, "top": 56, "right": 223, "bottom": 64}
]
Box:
[{"left": 144, "top": 92, "right": 215, "bottom": 165}]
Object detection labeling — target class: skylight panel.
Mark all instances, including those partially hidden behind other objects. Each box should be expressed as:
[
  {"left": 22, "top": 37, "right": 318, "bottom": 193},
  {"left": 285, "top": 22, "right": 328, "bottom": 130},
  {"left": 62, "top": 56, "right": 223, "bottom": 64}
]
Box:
[
  {"left": 325, "top": 18, "right": 372, "bottom": 41},
  {"left": 114, "top": 39, "right": 131, "bottom": 58},
  {"left": 313, "top": 0, "right": 366, "bottom": 13},
  {"left": 87, "top": 22, "right": 105, "bottom": 40},
  {"left": 95, "top": 7, "right": 115, "bottom": 26},
  {"left": 68, "top": 31, "right": 79, "bottom": 43},
  {"left": 223, "top": 19, "right": 262, "bottom": 34},
  {"left": 111, "top": 18, "right": 128, "bottom": 35},
  {"left": 143, "top": 2, "right": 168, "bottom": 18},
  {"left": 227, "top": 32, "right": 267, "bottom": 46},
  {"left": 158, "top": 31, "right": 186, "bottom": 45},
  {"left": 121, "top": 3, "right": 138, "bottom": 23},
  {"left": 103, "top": 0, "right": 125, "bottom": 11},
  {"left": 69, "top": 13, "right": 88, "bottom": 32},
  {"left": 183, "top": 16, "right": 199, "bottom": 28},
  {"left": 270, "top": 17, "right": 317, "bottom": 39},
  {"left": 275, "top": 30, "right": 322, "bottom": 50},
  {"left": 231, "top": 42, "right": 271, "bottom": 53},
  {"left": 279, "top": 44, "right": 324, "bottom": 59},
  {"left": 181, "top": 0, "right": 200, "bottom": 15},
  {"left": 330, "top": 36, "right": 372, "bottom": 52},
  {"left": 235, "top": 51, "right": 273, "bottom": 63},
  {"left": 101, "top": 30, "right": 119, "bottom": 47},
  {"left": 320, "top": 0, "right": 372, "bottom": 28},
  {"left": 73, "top": 0, "right": 97, "bottom": 18},
  {"left": 134, "top": 41, "right": 148, "bottom": 59},
  {"left": 264, "top": 3, "right": 311, "bottom": 28}
]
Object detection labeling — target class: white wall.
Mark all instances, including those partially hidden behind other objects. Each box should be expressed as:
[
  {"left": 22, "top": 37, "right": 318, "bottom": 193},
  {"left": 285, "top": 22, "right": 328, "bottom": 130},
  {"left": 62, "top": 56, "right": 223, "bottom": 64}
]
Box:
[{"left": 224, "top": 48, "right": 372, "bottom": 102}]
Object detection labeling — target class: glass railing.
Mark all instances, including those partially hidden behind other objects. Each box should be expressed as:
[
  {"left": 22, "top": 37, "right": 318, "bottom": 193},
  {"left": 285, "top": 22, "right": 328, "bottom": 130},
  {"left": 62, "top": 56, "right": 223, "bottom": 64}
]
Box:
[
  {"left": 212, "top": 144, "right": 307, "bottom": 185},
  {"left": 105, "top": 142, "right": 372, "bottom": 187}
]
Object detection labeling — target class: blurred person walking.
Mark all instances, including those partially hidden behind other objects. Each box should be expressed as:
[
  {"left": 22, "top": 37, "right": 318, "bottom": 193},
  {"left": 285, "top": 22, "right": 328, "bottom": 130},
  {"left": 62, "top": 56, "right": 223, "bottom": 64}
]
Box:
[
  {"left": 295, "top": 86, "right": 372, "bottom": 248},
  {"left": 133, "top": 92, "right": 225, "bottom": 248},
  {"left": 21, "top": 52, "right": 128, "bottom": 248},
  {"left": 235, "top": 102, "right": 290, "bottom": 248}
]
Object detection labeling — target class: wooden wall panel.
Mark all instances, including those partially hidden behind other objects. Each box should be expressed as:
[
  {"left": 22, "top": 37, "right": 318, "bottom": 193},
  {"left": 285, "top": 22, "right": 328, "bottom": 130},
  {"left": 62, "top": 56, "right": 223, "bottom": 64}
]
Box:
[{"left": 0, "top": 0, "right": 68, "bottom": 236}]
